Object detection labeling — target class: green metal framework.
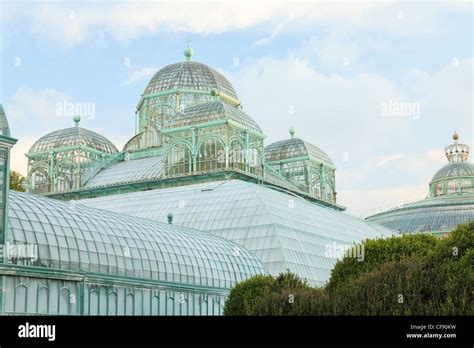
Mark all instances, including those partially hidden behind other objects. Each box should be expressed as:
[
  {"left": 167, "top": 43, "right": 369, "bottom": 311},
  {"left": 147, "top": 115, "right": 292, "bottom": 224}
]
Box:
[
  {"left": 163, "top": 100, "right": 265, "bottom": 178},
  {"left": 265, "top": 135, "right": 336, "bottom": 204},
  {"left": 26, "top": 119, "right": 119, "bottom": 195}
]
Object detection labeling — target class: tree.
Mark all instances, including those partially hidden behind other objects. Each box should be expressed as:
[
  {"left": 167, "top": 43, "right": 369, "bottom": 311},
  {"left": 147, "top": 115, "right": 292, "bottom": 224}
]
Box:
[
  {"left": 223, "top": 275, "right": 275, "bottom": 315},
  {"left": 9, "top": 170, "right": 26, "bottom": 192}
]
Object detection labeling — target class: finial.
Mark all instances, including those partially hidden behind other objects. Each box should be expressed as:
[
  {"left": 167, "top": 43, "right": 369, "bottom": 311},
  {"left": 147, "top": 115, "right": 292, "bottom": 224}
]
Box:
[
  {"left": 73, "top": 115, "right": 81, "bottom": 126},
  {"left": 184, "top": 40, "right": 193, "bottom": 61},
  {"left": 444, "top": 131, "right": 469, "bottom": 163},
  {"left": 289, "top": 126, "right": 295, "bottom": 138},
  {"left": 167, "top": 212, "right": 173, "bottom": 224},
  {"left": 453, "top": 131, "right": 459, "bottom": 142}
]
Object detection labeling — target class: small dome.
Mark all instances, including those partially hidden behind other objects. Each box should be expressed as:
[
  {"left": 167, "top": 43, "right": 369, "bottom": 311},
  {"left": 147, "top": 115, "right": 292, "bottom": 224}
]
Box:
[
  {"left": 144, "top": 61, "right": 238, "bottom": 101},
  {"left": 431, "top": 162, "right": 474, "bottom": 182},
  {"left": 265, "top": 137, "right": 334, "bottom": 166},
  {"left": 29, "top": 126, "right": 118, "bottom": 154},
  {"left": 165, "top": 100, "right": 262, "bottom": 133}
]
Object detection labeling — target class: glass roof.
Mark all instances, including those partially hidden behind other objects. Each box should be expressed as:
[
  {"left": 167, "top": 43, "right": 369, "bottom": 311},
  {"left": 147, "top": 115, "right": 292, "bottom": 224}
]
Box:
[
  {"left": 431, "top": 162, "right": 474, "bottom": 181},
  {"left": 144, "top": 61, "right": 238, "bottom": 100},
  {"left": 79, "top": 179, "right": 396, "bottom": 286},
  {"left": 0, "top": 104, "right": 10, "bottom": 137},
  {"left": 29, "top": 126, "right": 118, "bottom": 154},
  {"left": 7, "top": 191, "right": 266, "bottom": 289},
  {"left": 165, "top": 100, "right": 262, "bottom": 133},
  {"left": 265, "top": 137, "right": 334, "bottom": 166},
  {"left": 85, "top": 156, "right": 164, "bottom": 188},
  {"left": 366, "top": 193, "right": 474, "bottom": 234}
]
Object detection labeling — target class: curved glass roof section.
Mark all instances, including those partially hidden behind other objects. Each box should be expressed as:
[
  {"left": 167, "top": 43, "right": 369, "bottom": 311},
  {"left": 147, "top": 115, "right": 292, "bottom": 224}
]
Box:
[
  {"left": 85, "top": 156, "right": 164, "bottom": 188},
  {"left": 165, "top": 100, "right": 262, "bottom": 133},
  {"left": 144, "top": 61, "right": 238, "bottom": 100},
  {"left": 7, "top": 191, "right": 266, "bottom": 288},
  {"left": 79, "top": 180, "right": 395, "bottom": 286},
  {"left": 0, "top": 104, "right": 10, "bottom": 137},
  {"left": 431, "top": 162, "right": 474, "bottom": 182},
  {"left": 29, "top": 126, "right": 118, "bottom": 154},
  {"left": 265, "top": 137, "right": 334, "bottom": 166},
  {"left": 366, "top": 193, "right": 474, "bottom": 235}
]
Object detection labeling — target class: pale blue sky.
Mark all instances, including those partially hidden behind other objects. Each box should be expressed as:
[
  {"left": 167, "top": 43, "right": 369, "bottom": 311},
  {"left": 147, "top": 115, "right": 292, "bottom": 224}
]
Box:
[{"left": 1, "top": 1, "right": 472, "bottom": 214}]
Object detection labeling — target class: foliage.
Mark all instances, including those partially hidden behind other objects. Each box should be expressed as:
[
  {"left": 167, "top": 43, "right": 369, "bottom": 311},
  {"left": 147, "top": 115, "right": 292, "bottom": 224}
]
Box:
[
  {"left": 224, "top": 222, "right": 474, "bottom": 315},
  {"left": 223, "top": 275, "right": 275, "bottom": 315},
  {"left": 9, "top": 170, "right": 26, "bottom": 192}
]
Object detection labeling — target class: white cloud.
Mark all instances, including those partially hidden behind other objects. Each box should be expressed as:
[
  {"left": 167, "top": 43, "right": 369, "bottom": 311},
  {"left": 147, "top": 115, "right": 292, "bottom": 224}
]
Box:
[
  {"left": 3, "top": 1, "right": 468, "bottom": 47},
  {"left": 376, "top": 153, "right": 405, "bottom": 167},
  {"left": 227, "top": 54, "right": 468, "bottom": 213},
  {"left": 7, "top": 87, "right": 71, "bottom": 128},
  {"left": 251, "top": 20, "right": 287, "bottom": 48},
  {"left": 9, "top": 136, "right": 36, "bottom": 176},
  {"left": 121, "top": 66, "right": 157, "bottom": 86},
  {"left": 4, "top": 87, "right": 71, "bottom": 175},
  {"left": 230, "top": 56, "right": 414, "bottom": 162}
]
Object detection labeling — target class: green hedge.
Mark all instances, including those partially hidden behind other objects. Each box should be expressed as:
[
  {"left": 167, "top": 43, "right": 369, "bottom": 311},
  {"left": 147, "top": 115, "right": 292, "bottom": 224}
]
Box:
[{"left": 223, "top": 222, "right": 474, "bottom": 315}]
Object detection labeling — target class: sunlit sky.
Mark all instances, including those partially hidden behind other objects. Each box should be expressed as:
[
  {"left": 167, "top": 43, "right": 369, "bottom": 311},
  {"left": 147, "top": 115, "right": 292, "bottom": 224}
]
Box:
[{"left": 1, "top": 0, "right": 472, "bottom": 215}]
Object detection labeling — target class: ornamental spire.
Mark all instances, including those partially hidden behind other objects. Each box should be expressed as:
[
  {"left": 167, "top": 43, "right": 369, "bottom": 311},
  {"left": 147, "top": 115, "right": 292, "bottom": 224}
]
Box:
[
  {"left": 184, "top": 40, "right": 193, "bottom": 61},
  {"left": 289, "top": 126, "right": 295, "bottom": 139},
  {"left": 73, "top": 115, "right": 81, "bottom": 127},
  {"left": 444, "top": 131, "right": 470, "bottom": 162}
]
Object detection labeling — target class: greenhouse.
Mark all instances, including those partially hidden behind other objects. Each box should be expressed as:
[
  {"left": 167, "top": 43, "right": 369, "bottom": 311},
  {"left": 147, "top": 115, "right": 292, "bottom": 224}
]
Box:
[
  {"left": 366, "top": 132, "right": 474, "bottom": 236},
  {"left": 1, "top": 47, "right": 399, "bottom": 315}
]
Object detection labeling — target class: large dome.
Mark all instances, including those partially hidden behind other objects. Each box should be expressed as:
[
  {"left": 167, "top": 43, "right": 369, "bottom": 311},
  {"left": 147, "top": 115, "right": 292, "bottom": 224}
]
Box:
[
  {"left": 143, "top": 61, "right": 238, "bottom": 101},
  {"left": 29, "top": 124, "right": 118, "bottom": 154},
  {"left": 431, "top": 162, "right": 474, "bottom": 182}
]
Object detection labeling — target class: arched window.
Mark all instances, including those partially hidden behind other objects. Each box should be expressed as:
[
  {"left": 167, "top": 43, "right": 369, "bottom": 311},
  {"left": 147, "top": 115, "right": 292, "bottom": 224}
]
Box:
[
  {"left": 447, "top": 180, "right": 456, "bottom": 194},
  {"left": 196, "top": 138, "right": 225, "bottom": 172},
  {"left": 37, "top": 286, "right": 49, "bottom": 314},
  {"left": 59, "top": 288, "right": 71, "bottom": 315},
  {"left": 460, "top": 179, "right": 473, "bottom": 193},
  {"left": 324, "top": 183, "right": 334, "bottom": 203},
  {"left": 108, "top": 292, "right": 118, "bottom": 315},
  {"left": 30, "top": 168, "right": 49, "bottom": 194},
  {"left": 248, "top": 147, "right": 262, "bottom": 176},
  {"left": 311, "top": 179, "right": 321, "bottom": 199},
  {"left": 434, "top": 182, "right": 443, "bottom": 196},
  {"left": 166, "top": 143, "right": 192, "bottom": 176},
  {"left": 54, "top": 160, "right": 77, "bottom": 192},
  {"left": 125, "top": 292, "right": 135, "bottom": 315},
  {"left": 229, "top": 140, "right": 244, "bottom": 171},
  {"left": 15, "top": 284, "right": 28, "bottom": 313}
]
